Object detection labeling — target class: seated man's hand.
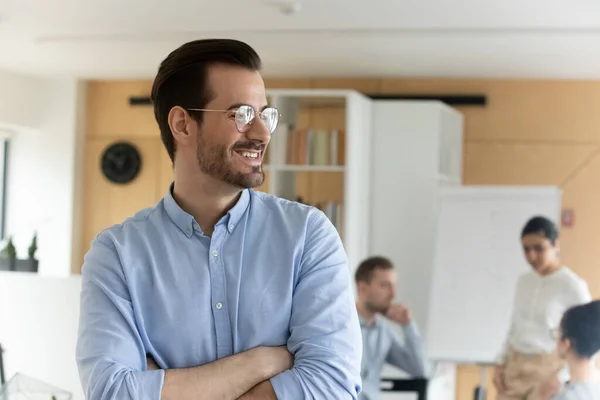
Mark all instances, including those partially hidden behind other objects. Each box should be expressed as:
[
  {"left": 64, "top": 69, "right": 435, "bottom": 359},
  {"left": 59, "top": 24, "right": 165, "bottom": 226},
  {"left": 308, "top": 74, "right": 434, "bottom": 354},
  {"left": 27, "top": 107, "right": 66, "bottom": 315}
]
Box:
[{"left": 385, "top": 304, "right": 412, "bottom": 325}]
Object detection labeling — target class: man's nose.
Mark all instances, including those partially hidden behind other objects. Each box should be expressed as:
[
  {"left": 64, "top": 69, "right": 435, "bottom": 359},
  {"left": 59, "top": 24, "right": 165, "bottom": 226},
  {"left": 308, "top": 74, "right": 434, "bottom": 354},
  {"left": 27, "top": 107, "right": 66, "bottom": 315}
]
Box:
[{"left": 245, "top": 118, "right": 271, "bottom": 143}]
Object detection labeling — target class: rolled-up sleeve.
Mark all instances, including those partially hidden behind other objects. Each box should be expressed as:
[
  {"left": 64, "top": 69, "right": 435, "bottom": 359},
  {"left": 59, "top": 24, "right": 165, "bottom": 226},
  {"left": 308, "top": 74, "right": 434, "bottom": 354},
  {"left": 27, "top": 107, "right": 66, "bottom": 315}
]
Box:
[
  {"left": 75, "top": 234, "right": 164, "bottom": 400},
  {"left": 270, "top": 211, "right": 363, "bottom": 399}
]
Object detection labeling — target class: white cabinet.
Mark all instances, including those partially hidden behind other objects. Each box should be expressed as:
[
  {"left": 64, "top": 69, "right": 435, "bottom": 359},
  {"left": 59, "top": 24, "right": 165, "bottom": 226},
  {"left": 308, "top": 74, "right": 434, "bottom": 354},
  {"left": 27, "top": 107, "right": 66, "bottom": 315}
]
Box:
[
  {"left": 263, "top": 93, "right": 464, "bottom": 321},
  {"left": 369, "top": 101, "right": 464, "bottom": 338},
  {"left": 369, "top": 101, "right": 463, "bottom": 400}
]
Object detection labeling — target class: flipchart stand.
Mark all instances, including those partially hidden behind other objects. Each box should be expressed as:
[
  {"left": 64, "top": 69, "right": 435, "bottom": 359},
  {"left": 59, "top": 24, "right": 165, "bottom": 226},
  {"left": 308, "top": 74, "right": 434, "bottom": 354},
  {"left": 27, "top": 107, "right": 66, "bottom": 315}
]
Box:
[
  {"left": 0, "top": 343, "right": 5, "bottom": 385},
  {"left": 474, "top": 363, "right": 494, "bottom": 400}
]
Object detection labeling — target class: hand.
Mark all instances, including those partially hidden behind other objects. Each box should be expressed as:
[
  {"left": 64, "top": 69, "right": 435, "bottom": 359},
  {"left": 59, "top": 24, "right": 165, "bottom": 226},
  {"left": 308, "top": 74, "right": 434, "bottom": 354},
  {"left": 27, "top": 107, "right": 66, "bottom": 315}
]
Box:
[
  {"left": 385, "top": 303, "right": 411, "bottom": 325},
  {"left": 238, "top": 381, "right": 278, "bottom": 400},
  {"left": 493, "top": 366, "right": 506, "bottom": 394},
  {"left": 253, "top": 346, "right": 294, "bottom": 378},
  {"left": 538, "top": 373, "right": 561, "bottom": 400}
]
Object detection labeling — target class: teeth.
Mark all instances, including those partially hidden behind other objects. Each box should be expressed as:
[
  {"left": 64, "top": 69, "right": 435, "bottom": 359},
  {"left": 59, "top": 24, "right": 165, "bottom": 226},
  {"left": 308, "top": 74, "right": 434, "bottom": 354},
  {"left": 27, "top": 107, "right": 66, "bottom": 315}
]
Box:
[{"left": 241, "top": 152, "right": 258, "bottom": 159}]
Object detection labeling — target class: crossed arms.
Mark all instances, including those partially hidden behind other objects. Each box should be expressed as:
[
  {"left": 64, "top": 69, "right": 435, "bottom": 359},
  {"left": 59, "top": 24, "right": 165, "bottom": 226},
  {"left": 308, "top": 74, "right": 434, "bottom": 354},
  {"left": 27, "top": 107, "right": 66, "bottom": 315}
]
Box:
[{"left": 149, "top": 347, "right": 290, "bottom": 400}]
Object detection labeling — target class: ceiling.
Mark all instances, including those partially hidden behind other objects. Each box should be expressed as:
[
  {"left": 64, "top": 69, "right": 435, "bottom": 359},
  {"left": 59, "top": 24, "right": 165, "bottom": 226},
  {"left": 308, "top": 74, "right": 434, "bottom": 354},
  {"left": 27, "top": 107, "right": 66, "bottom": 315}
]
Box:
[{"left": 3, "top": 0, "right": 600, "bottom": 79}]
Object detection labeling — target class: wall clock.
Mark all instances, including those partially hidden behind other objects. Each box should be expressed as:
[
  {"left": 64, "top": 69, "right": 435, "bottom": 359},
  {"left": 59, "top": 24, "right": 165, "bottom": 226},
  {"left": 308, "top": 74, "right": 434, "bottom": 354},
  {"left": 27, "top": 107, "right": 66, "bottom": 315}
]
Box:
[{"left": 100, "top": 141, "right": 142, "bottom": 184}]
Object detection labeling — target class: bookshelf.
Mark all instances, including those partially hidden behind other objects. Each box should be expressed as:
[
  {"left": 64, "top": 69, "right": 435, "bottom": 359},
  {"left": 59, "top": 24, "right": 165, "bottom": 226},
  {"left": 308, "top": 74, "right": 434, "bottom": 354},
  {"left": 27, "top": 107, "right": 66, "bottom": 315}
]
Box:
[{"left": 262, "top": 89, "right": 372, "bottom": 276}]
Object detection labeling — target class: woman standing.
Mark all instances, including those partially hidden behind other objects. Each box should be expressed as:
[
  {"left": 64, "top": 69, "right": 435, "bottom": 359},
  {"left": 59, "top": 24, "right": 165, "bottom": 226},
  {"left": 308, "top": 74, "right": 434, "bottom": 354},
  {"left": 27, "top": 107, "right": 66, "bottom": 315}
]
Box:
[{"left": 493, "top": 216, "right": 592, "bottom": 400}]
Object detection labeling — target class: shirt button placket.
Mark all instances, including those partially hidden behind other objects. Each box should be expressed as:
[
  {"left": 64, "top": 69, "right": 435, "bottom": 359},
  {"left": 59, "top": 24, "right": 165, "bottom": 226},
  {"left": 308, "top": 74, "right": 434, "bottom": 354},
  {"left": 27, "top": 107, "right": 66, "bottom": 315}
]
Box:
[{"left": 210, "top": 228, "right": 233, "bottom": 358}]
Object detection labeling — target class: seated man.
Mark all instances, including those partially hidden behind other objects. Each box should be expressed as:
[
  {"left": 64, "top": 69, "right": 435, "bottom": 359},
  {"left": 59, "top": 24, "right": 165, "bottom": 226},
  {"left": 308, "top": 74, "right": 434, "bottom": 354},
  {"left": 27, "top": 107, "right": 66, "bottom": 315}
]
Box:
[
  {"left": 540, "top": 300, "right": 600, "bottom": 400},
  {"left": 354, "top": 256, "right": 428, "bottom": 400}
]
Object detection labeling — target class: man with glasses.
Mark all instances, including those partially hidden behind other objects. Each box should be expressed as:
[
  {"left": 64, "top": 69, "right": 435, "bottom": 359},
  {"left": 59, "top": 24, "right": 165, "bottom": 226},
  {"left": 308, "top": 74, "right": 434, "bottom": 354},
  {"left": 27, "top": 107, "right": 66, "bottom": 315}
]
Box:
[
  {"left": 76, "top": 39, "right": 362, "bottom": 400},
  {"left": 493, "top": 216, "right": 591, "bottom": 400}
]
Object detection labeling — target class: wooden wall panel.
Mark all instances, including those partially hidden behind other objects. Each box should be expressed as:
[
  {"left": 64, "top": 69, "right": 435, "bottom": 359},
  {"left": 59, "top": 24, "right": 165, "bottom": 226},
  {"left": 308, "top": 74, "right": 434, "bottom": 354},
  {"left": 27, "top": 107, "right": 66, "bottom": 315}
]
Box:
[
  {"left": 264, "top": 78, "right": 311, "bottom": 89},
  {"left": 559, "top": 151, "right": 600, "bottom": 297},
  {"left": 463, "top": 142, "right": 595, "bottom": 185},
  {"left": 80, "top": 137, "right": 163, "bottom": 268},
  {"left": 87, "top": 80, "right": 157, "bottom": 138}
]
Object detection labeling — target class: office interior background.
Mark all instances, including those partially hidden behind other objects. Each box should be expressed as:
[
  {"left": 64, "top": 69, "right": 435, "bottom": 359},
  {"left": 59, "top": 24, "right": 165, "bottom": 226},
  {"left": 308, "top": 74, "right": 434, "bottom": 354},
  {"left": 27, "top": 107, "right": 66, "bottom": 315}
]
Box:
[{"left": 2, "top": 0, "right": 600, "bottom": 399}]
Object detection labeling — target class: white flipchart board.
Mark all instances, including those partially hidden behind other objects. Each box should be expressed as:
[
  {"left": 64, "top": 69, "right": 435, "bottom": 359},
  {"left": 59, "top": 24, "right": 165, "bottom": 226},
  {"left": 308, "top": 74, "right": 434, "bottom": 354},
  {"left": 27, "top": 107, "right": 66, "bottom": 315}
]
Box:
[{"left": 425, "top": 185, "right": 562, "bottom": 364}]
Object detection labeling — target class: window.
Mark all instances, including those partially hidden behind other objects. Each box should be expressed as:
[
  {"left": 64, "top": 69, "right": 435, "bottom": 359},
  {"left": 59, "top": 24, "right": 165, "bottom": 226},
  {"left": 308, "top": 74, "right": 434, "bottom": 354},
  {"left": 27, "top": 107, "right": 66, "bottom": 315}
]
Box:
[{"left": 0, "top": 138, "right": 9, "bottom": 240}]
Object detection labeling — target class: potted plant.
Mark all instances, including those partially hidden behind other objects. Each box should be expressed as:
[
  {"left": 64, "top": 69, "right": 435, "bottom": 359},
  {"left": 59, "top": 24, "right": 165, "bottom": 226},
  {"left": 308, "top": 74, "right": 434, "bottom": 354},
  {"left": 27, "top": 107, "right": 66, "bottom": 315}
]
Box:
[
  {"left": 27, "top": 232, "right": 38, "bottom": 272},
  {"left": 0, "top": 236, "right": 17, "bottom": 271}
]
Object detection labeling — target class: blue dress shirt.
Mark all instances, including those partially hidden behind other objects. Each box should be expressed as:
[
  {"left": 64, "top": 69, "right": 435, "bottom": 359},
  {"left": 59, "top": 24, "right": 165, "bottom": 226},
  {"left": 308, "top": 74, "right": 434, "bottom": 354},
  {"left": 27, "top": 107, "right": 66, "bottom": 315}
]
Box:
[
  {"left": 358, "top": 317, "right": 428, "bottom": 400},
  {"left": 76, "top": 186, "right": 363, "bottom": 400}
]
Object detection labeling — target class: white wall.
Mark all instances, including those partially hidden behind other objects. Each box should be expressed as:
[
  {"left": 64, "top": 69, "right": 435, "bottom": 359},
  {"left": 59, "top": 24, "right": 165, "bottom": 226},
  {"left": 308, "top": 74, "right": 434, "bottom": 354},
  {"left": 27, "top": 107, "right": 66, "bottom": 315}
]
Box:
[
  {"left": 0, "top": 272, "right": 83, "bottom": 399},
  {"left": 1, "top": 73, "right": 86, "bottom": 276},
  {"left": 0, "top": 70, "right": 45, "bottom": 129},
  {"left": 0, "top": 71, "right": 86, "bottom": 397}
]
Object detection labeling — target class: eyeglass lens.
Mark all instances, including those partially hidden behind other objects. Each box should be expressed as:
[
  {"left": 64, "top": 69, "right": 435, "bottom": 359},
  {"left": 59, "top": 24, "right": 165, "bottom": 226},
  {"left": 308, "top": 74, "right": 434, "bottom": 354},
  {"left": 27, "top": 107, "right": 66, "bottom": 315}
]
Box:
[{"left": 235, "top": 105, "right": 279, "bottom": 133}]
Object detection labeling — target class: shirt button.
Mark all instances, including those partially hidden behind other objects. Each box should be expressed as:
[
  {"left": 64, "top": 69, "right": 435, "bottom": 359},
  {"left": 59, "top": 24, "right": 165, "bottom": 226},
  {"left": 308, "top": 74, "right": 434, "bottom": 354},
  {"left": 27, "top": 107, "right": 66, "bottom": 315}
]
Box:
[
  {"left": 229, "top": 224, "right": 234, "bottom": 230},
  {"left": 215, "top": 302, "right": 223, "bottom": 310},
  {"left": 212, "top": 250, "right": 218, "bottom": 257}
]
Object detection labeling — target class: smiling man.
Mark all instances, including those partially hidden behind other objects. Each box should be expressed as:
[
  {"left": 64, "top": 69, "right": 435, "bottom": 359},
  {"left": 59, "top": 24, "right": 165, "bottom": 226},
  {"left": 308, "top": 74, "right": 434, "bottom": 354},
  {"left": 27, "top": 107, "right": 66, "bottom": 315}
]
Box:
[
  {"left": 493, "top": 216, "right": 591, "bottom": 400},
  {"left": 75, "top": 39, "right": 362, "bottom": 400}
]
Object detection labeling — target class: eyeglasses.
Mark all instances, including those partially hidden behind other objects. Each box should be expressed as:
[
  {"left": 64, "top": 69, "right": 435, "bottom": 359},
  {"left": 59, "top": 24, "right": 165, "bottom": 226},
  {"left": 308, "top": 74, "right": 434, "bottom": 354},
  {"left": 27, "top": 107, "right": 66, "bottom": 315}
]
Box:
[{"left": 186, "top": 104, "right": 280, "bottom": 134}]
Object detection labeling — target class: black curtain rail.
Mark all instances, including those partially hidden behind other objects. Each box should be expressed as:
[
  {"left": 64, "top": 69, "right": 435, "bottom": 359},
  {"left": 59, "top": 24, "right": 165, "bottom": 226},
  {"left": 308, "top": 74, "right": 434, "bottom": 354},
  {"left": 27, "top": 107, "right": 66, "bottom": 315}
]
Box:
[
  {"left": 128, "top": 94, "right": 487, "bottom": 107},
  {"left": 366, "top": 94, "right": 486, "bottom": 107},
  {"left": 129, "top": 97, "right": 153, "bottom": 106}
]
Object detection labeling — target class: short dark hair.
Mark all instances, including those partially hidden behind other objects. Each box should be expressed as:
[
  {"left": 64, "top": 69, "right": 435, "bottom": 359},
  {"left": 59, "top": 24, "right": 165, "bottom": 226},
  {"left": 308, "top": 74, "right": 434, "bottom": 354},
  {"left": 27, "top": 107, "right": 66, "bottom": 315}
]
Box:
[
  {"left": 151, "top": 38, "right": 263, "bottom": 163},
  {"left": 561, "top": 300, "right": 600, "bottom": 358},
  {"left": 355, "top": 256, "right": 394, "bottom": 283},
  {"left": 521, "top": 216, "right": 559, "bottom": 244}
]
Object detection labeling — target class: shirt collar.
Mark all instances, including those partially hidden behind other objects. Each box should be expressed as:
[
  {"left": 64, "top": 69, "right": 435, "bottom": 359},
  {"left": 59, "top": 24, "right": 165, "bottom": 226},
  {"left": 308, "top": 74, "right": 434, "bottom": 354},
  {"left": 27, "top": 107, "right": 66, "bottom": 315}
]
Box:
[
  {"left": 358, "top": 314, "right": 379, "bottom": 329},
  {"left": 224, "top": 188, "right": 250, "bottom": 233},
  {"left": 163, "top": 183, "right": 251, "bottom": 237}
]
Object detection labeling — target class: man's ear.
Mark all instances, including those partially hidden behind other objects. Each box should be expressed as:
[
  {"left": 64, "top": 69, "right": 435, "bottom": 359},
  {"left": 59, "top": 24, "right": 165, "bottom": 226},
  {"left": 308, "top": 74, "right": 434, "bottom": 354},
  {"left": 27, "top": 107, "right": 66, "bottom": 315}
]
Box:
[
  {"left": 564, "top": 337, "right": 572, "bottom": 351},
  {"left": 356, "top": 281, "right": 367, "bottom": 295},
  {"left": 168, "top": 106, "right": 194, "bottom": 146}
]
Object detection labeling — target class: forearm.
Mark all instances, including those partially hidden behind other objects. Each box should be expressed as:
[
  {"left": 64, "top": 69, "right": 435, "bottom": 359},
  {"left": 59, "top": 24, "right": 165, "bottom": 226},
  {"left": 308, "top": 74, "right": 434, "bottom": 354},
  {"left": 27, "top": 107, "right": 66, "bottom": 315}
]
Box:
[
  {"left": 237, "top": 381, "right": 278, "bottom": 400},
  {"left": 402, "top": 324, "right": 428, "bottom": 376},
  {"left": 388, "top": 323, "right": 428, "bottom": 377},
  {"left": 162, "top": 349, "right": 272, "bottom": 400}
]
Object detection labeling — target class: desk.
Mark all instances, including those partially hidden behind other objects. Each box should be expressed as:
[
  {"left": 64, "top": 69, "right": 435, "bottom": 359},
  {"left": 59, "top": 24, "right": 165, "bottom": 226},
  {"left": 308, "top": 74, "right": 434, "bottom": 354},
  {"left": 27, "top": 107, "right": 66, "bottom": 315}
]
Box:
[{"left": 381, "top": 378, "right": 428, "bottom": 400}]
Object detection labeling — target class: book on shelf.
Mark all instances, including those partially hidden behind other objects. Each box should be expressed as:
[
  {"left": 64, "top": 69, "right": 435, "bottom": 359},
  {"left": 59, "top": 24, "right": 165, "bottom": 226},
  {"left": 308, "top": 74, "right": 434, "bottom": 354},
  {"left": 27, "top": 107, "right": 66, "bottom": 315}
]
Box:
[{"left": 285, "top": 129, "right": 346, "bottom": 166}]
